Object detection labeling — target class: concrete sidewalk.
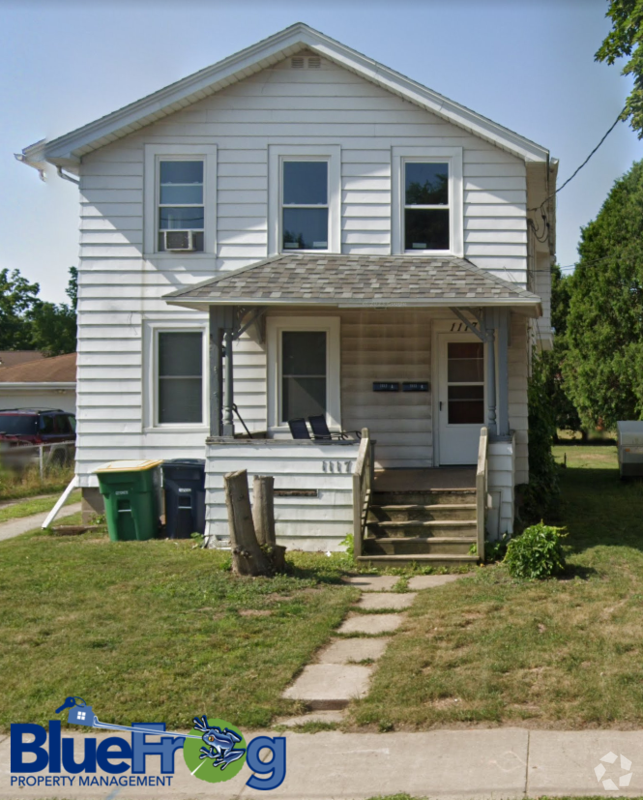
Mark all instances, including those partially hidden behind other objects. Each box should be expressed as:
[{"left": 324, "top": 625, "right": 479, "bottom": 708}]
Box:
[
  {"left": 2, "top": 727, "right": 643, "bottom": 799},
  {"left": 0, "top": 503, "right": 82, "bottom": 542}
]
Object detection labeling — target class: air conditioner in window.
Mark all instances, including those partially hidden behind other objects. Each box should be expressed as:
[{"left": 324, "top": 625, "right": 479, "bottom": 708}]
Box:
[{"left": 163, "top": 230, "right": 195, "bottom": 252}]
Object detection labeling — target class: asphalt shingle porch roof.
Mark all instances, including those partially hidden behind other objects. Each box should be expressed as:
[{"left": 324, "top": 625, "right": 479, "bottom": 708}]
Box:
[{"left": 164, "top": 254, "right": 542, "bottom": 310}]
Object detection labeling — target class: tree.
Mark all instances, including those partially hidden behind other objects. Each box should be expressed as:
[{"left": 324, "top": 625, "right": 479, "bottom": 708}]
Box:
[
  {"left": 563, "top": 159, "right": 643, "bottom": 428},
  {"left": 0, "top": 269, "right": 40, "bottom": 349},
  {"left": 29, "top": 268, "right": 78, "bottom": 356},
  {"left": 596, "top": 0, "right": 643, "bottom": 136}
]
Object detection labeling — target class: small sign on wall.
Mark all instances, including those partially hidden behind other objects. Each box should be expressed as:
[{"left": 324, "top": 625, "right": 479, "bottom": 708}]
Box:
[
  {"left": 372, "top": 382, "right": 400, "bottom": 392},
  {"left": 402, "top": 382, "right": 429, "bottom": 392}
]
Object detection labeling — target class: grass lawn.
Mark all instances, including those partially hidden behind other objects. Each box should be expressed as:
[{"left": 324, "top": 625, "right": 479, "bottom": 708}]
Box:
[
  {"left": 0, "top": 526, "right": 360, "bottom": 733},
  {"left": 0, "top": 489, "right": 81, "bottom": 524},
  {"left": 0, "top": 464, "right": 75, "bottom": 502},
  {"left": 350, "top": 445, "right": 643, "bottom": 730}
]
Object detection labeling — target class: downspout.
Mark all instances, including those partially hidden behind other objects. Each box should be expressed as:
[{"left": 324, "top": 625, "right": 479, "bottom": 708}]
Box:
[{"left": 57, "top": 167, "right": 80, "bottom": 185}]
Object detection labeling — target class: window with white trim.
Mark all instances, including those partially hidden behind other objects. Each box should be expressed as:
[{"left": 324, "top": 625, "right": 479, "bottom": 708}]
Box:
[
  {"left": 404, "top": 162, "right": 449, "bottom": 251},
  {"left": 267, "top": 316, "right": 341, "bottom": 431},
  {"left": 157, "top": 331, "right": 203, "bottom": 425},
  {"left": 392, "top": 147, "right": 463, "bottom": 256}
]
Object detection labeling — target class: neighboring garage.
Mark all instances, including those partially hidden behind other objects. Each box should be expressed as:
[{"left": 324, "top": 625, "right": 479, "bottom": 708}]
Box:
[{"left": 0, "top": 352, "right": 76, "bottom": 414}]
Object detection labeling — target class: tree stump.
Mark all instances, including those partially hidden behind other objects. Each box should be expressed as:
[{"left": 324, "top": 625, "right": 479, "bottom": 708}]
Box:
[
  {"left": 252, "top": 475, "right": 286, "bottom": 572},
  {"left": 224, "top": 470, "right": 271, "bottom": 576}
]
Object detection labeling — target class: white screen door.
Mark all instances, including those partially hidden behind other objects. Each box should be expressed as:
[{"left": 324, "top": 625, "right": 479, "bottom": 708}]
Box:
[{"left": 438, "top": 334, "right": 485, "bottom": 464}]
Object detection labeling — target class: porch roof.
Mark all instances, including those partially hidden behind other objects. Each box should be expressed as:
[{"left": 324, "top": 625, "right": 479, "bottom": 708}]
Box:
[{"left": 164, "top": 254, "right": 542, "bottom": 312}]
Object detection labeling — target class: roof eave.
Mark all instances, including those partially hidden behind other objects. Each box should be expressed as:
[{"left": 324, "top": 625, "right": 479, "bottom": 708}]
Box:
[
  {"left": 22, "top": 23, "right": 549, "bottom": 168},
  {"left": 0, "top": 381, "right": 76, "bottom": 389}
]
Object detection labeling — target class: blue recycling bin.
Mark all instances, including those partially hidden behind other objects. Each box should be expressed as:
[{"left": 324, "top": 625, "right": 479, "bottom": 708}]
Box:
[{"left": 162, "top": 459, "right": 206, "bottom": 539}]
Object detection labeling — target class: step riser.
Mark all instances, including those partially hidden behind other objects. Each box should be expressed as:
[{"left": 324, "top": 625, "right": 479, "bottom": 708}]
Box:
[
  {"left": 364, "top": 539, "right": 475, "bottom": 556},
  {"left": 368, "top": 507, "right": 476, "bottom": 522},
  {"left": 367, "top": 523, "right": 477, "bottom": 539},
  {"left": 372, "top": 491, "right": 476, "bottom": 506},
  {"left": 357, "top": 556, "right": 477, "bottom": 568}
]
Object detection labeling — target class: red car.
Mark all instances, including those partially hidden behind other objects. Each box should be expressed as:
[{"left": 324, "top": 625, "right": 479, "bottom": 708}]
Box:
[{"left": 0, "top": 408, "right": 76, "bottom": 466}]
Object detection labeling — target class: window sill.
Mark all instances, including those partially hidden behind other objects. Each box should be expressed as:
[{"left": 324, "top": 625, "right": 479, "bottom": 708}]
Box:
[
  {"left": 143, "top": 252, "right": 215, "bottom": 260},
  {"left": 144, "top": 425, "right": 209, "bottom": 433}
]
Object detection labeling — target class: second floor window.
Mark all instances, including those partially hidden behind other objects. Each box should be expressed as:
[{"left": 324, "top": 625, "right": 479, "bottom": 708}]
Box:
[
  {"left": 158, "top": 160, "right": 204, "bottom": 252},
  {"left": 404, "top": 162, "right": 450, "bottom": 251},
  {"left": 282, "top": 161, "right": 328, "bottom": 251}
]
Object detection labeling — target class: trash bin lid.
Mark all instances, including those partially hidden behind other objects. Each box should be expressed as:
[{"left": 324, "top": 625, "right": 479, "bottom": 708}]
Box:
[
  {"left": 162, "top": 458, "right": 205, "bottom": 467},
  {"left": 94, "top": 459, "right": 163, "bottom": 473}
]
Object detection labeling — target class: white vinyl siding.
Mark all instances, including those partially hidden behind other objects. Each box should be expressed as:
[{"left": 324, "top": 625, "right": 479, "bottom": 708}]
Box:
[{"left": 75, "top": 54, "right": 530, "bottom": 487}]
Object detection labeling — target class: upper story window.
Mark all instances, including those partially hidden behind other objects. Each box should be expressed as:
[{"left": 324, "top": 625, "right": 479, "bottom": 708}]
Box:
[
  {"left": 282, "top": 161, "right": 329, "bottom": 251},
  {"left": 404, "top": 162, "right": 449, "bottom": 251},
  {"left": 144, "top": 144, "right": 217, "bottom": 256},
  {"left": 158, "top": 160, "right": 204, "bottom": 252},
  {"left": 392, "top": 147, "right": 463, "bottom": 257}
]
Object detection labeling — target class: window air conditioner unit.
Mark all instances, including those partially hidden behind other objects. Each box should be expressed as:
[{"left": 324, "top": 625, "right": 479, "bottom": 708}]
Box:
[{"left": 163, "top": 230, "right": 195, "bottom": 252}]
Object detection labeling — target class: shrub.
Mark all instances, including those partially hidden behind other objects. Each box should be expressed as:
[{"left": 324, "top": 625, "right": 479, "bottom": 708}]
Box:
[{"left": 503, "top": 522, "right": 567, "bottom": 579}]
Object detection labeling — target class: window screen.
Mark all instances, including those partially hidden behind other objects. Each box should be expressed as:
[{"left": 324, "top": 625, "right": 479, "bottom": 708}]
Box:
[
  {"left": 282, "top": 161, "right": 329, "bottom": 250},
  {"left": 158, "top": 160, "right": 204, "bottom": 251},
  {"left": 158, "top": 331, "right": 203, "bottom": 424},
  {"left": 281, "top": 331, "right": 327, "bottom": 421},
  {"left": 404, "top": 162, "right": 449, "bottom": 251}
]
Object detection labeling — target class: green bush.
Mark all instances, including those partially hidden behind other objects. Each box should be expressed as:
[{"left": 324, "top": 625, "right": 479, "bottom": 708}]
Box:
[{"left": 503, "top": 522, "right": 567, "bottom": 579}]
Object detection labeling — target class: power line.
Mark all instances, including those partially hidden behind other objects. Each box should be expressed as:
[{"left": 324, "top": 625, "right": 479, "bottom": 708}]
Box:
[{"left": 528, "top": 108, "right": 626, "bottom": 213}]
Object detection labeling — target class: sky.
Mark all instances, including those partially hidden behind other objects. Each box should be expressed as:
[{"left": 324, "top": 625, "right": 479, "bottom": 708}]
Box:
[{"left": 1, "top": 0, "right": 640, "bottom": 304}]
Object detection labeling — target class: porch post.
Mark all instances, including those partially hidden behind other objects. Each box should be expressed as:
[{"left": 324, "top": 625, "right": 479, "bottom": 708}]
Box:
[
  {"left": 222, "top": 305, "right": 235, "bottom": 437},
  {"left": 208, "top": 306, "right": 223, "bottom": 437},
  {"left": 485, "top": 310, "right": 498, "bottom": 436},
  {"left": 496, "top": 309, "right": 510, "bottom": 436}
]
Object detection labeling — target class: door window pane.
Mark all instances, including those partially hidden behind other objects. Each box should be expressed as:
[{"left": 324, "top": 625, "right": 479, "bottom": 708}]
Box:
[
  {"left": 448, "top": 385, "right": 484, "bottom": 424},
  {"left": 282, "top": 161, "right": 329, "bottom": 250},
  {"left": 158, "top": 332, "right": 203, "bottom": 424},
  {"left": 282, "top": 331, "right": 326, "bottom": 421},
  {"left": 447, "top": 342, "right": 484, "bottom": 382}
]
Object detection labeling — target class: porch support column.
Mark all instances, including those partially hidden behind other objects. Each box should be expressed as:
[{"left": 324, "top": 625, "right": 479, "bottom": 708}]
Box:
[
  {"left": 222, "top": 305, "right": 235, "bottom": 437},
  {"left": 208, "top": 306, "right": 223, "bottom": 437},
  {"left": 484, "top": 309, "right": 498, "bottom": 436},
  {"left": 496, "top": 309, "right": 510, "bottom": 436}
]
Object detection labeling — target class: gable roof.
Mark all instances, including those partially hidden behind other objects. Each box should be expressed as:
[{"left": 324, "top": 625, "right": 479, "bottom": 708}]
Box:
[
  {"left": 20, "top": 23, "right": 549, "bottom": 172},
  {"left": 164, "top": 255, "right": 542, "bottom": 313},
  {"left": 0, "top": 352, "right": 76, "bottom": 384}
]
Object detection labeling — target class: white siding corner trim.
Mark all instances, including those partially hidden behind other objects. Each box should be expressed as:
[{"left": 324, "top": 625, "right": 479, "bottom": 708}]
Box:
[
  {"left": 143, "top": 143, "right": 217, "bottom": 257},
  {"left": 266, "top": 315, "right": 341, "bottom": 434},
  {"left": 391, "top": 146, "right": 463, "bottom": 257},
  {"left": 268, "top": 144, "right": 341, "bottom": 256}
]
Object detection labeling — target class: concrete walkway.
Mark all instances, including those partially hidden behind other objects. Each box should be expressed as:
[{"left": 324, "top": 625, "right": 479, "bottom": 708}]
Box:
[
  {"left": 0, "top": 503, "right": 82, "bottom": 542},
  {"left": 3, "top": 727, "right": 643, "bottom": 799},
  {"left": 281, "top": 573, "right": 462, "bottom": 716}
]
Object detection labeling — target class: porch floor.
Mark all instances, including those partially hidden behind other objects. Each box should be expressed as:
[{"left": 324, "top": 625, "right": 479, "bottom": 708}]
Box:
[{"left": 372, "top": 467, "right": 476, "bottom": 492}]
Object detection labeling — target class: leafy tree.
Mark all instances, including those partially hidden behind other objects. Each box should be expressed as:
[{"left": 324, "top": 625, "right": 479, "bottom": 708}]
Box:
[
  {"left": 563, "top": 159, "right": 643, "bottom": 428},
  {"left": 596, "top": 0, "right": 643, "bottom": 136},
  {"left": 0, "top": 269, "right": 40, "bottom": 349},
  {"left": 29, "top": 268, "right": 77, "bottom": 356}
]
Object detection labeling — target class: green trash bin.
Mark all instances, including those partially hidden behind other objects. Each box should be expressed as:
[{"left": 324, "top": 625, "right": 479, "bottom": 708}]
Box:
[{"left": 94, "top": 460, "right": 163, "bottom": 542}]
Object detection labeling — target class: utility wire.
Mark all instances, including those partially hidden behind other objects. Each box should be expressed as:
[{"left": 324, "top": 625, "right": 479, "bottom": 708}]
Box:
[{"left": 528, "top": 108, "right": 626, "bottom": 213}]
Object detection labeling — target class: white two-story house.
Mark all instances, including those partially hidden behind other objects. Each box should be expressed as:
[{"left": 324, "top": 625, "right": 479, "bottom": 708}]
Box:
[{"left": 20, "top": 23, "right": 557, "bottom": 564}]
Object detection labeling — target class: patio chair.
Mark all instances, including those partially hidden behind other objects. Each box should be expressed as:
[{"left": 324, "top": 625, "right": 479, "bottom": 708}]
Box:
[
  {"left": 308, "top": 414, "right": 360, "bottom": 441},
  {"left": 288, "top": 418, "right": 311, "bottom": 439}
]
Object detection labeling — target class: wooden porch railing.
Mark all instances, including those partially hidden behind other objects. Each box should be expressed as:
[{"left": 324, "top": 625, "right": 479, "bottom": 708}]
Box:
[
  {"left": 476, "top": 426, "right": 489, "bottom": 563},
  {"left": 352, "top": 427, "right": 372, "bottom": 559}
]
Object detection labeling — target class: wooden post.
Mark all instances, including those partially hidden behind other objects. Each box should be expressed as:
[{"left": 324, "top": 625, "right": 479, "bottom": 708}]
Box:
[
  {"left": 252, "top": 474, "right": 286, "bottom": 572},
  {"left": 224, "top": 470, "right": 271, "bottom": 576},
  {"left": 39, "top": 445, "right": 44, "bottom": 479}
]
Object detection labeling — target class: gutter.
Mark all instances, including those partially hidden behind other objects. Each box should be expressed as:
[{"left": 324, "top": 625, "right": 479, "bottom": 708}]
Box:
[{"left": 0, "top": 382, "right": 75, "bottom": 391}]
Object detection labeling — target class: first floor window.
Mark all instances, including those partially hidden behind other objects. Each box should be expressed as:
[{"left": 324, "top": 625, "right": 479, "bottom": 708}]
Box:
[
  {"left": 404, "top": 161, "right": 450, "bottom": 251},
  {"left": 281, "top": 330, "right": 327, "bottom": 421},
  {"left": 282, "top": 160, "right": 329, "bottom": 250},
  {"left": 158, "top": 331, "right": 203, "bottom": 424},
  {"left": 158, "top": 160, "right": 205, "bottom": 252}
]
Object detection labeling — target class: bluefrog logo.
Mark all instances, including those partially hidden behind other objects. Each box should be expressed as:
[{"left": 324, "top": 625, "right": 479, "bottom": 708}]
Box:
[{"left": 9, "top": 697, "right": 285, "bottom": 791}]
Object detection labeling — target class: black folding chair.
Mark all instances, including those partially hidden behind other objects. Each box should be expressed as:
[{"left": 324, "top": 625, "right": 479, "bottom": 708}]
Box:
[
  {"left": 288, "top": 418, "right": 311, "bottom": 439},
  {"left": 308, "top": 414, "right": 358, "bottom": 441}
]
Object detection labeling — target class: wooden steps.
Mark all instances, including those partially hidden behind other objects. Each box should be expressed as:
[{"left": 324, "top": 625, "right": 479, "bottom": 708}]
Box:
[
  {"left": 362, "top": 487, "right": 479, "bottom": 565},
  {"left": 357, "top": 553, "right": 479, "bottom": 568}
]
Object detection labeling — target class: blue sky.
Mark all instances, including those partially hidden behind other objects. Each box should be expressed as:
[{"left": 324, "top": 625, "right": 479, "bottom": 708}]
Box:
[{"left": 2, "top": 0, "right": 641, "bottom": 303}]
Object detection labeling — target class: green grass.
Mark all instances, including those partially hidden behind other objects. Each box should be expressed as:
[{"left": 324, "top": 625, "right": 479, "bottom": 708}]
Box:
[
  {"left": 0, "top": 489, "right": 81, "bottom": 524},
  {"left": 0, "top": 463, "right": 75, "bottom": 502},
  {"left": 0, "top": 528, "right": 360, "bottom": 733},
  {"left": 350, "top": 445, "right": 643, "bottom": 730}
]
